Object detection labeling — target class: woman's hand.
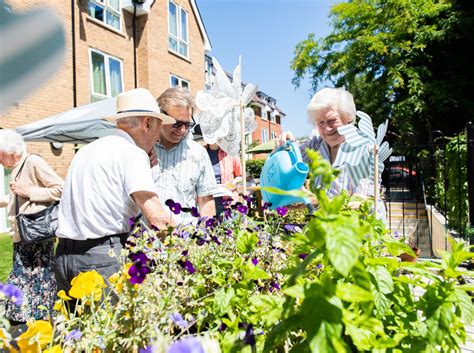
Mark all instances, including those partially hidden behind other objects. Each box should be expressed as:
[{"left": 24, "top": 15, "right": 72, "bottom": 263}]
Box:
[
  {"left": 273, "top": 131, "right": 296, "bottom": 152},
  {"left": 9, "top": 181, "right": 30, "bottom": 198}
]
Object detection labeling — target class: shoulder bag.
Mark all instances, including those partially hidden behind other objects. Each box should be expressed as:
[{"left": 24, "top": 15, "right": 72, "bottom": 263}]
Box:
[{"left": 15, "top": 155, "right": 59, "bottom": 244}]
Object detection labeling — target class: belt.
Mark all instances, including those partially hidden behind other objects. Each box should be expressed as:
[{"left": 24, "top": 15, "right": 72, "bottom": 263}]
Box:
[{"left": 58, "top": 233, "right": 129, "bottom": 253}]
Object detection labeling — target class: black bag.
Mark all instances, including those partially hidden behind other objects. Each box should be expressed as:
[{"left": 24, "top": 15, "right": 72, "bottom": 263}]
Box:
[
  {"left": 14, "top": 155, "right": 59, "bottom": 244},
  {"left": 16, "top": 202, "right": 59, "bottom": 244}
]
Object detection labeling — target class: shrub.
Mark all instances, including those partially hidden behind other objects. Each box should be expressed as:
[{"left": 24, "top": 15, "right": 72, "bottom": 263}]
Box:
[{"left": 246, "top": 159, "right": 265, "bottom": 178}]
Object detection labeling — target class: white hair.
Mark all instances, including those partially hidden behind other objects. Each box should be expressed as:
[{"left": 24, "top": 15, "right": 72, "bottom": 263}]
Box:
[
  {"left": 116, "top": 116, "right": 145, "bottom": 128},
  {"left": 307, "top": 87, "right": 356, "bottom": 125},
  {"left": 0, "top": 129, "right": 26, "bottom": 155}
]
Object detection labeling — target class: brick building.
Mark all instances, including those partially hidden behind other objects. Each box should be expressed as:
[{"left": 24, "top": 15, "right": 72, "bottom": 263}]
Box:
[{"left": 0, "top": 0, "right": 284, "bottom": 230}]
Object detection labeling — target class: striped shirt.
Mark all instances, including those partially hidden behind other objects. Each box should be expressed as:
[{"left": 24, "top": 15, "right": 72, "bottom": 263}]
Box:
[
  {"left": 300, "top": 136, "right": 354, "bottom": 197},
  {"left": 300, "top": 136, "right": 386, "bottom": 222},
  {"left": 152, "top": 135, "right": 217, "bottom": 223}
]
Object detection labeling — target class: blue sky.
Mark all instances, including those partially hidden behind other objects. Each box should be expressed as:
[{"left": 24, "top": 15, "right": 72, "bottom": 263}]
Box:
[{"left": 197, "top": 0, "right": 336, "bottom": 138}]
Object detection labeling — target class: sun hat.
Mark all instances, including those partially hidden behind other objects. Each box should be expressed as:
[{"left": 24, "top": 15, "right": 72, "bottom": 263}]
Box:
[{"left": 103, "top": 88, "right": 175, "bottom": 125}]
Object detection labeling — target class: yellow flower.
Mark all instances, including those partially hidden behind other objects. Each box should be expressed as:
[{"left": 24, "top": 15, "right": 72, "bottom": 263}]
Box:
[
  {"left": 43, "top": 345, "right": 62, "bottom": 353},
  {"left": 16, "top": 320, "right": 53, "bottom": 353},
  {"left": 109, "top": 263, "right": 132, "bottom": 294},
  {"left": 0, "top": 327, "right": 14, "bottom": 351},
  {"left": 69, "top": 270, "right": 106, "bottom": 301},
  {"left": 53, "top": 300, "right": 69, "bottom": 318},
  {"left": 57, "top": 290, "right": 71, "bottom": 301}
]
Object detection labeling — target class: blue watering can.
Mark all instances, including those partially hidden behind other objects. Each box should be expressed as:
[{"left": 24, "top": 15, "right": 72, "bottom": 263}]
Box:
[{"left": 260, "top": 141, "right": 310, "bottom": 209}]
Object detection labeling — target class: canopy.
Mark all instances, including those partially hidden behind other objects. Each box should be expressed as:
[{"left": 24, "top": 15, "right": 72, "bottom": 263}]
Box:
[
  {"left": 247, "top": 139, "right": 277, "bottom": 154},
  {"left": 16, "top": 97, "right": 203, "bottom": 144},
  {"left": 16, "top": 98, "right": 117, "bottom": 144}
]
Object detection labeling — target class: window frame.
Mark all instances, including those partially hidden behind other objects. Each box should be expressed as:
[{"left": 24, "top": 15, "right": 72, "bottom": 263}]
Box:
[
  {"left": 168, "top": 0, "right": 189, "bottom": 59},
  {"left": 88, "top": 48, "right": 124, "bottom": 102},
  {"left": 261, "top": 129, "right": 269, "bottom": 143},
  {"left": 87, "top": 0, "right": 122, "bottom": 32},
  {"left": 169, "top": 74, "right": 190, "bottom": 90}
]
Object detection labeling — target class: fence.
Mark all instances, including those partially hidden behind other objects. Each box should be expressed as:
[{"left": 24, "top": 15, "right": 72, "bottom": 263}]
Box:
[{"left": 382, "top": 122, "right": 473, "bottom": 258}]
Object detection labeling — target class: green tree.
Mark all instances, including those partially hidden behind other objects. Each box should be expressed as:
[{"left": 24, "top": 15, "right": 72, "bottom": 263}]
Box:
[{"left": 292, "top": 0, "right": 474, "bottom": 143}]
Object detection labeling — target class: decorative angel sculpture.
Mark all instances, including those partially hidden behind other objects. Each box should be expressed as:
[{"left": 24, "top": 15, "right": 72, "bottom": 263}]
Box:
[
  {"left": 333, "top": 111, "right": 392, "bottom": 187},
  {"left": 194, "top": 56, "right": 258, "bottom": 156}
]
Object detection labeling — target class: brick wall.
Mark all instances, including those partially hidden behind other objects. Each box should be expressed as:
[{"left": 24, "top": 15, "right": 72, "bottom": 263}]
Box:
[{"left": 0, "top": 0, "right": 207, "bottom": 178}]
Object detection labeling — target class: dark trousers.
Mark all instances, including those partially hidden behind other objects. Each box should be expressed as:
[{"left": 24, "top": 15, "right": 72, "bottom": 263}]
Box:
[{"left": 54, "top": 234, "right": 128, "bottom": 294}]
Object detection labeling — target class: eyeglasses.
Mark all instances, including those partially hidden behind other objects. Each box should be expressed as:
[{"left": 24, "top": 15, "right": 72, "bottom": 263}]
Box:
[{"left": 171, "top": 120, "right": 196, "bottom": 129}]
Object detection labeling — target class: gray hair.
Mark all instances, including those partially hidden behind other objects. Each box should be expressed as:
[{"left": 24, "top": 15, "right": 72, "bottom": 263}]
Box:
[
  {"left": 157, "top": 87, "right": 194, "bottom": 113},
  {"left": 116, "top": 116, "right": 143, "bottom": 128},
  {"left": 0, "top": 129, "right": 26, "bottom": 155},
  {"left": 307, "top": 87, "right": 356, "bottom": 125}
]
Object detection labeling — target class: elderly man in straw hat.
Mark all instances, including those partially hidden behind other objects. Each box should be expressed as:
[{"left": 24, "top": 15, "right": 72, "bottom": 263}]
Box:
[{"left": 55, "top": 88, "right": 175, "bottom": 293}]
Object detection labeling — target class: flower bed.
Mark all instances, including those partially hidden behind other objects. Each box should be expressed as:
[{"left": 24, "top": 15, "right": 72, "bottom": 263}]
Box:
[{"left": 1, "top": 151, "right": 473, "bottom": 353}]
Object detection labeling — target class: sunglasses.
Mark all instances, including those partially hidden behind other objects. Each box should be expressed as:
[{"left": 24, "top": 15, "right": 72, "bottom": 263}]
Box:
[
  {"left": 171, "top": 120, "right": 196, "bottom": 129},
  {"left": 162, "top": 110, "right": 196, "bottom": 130}
]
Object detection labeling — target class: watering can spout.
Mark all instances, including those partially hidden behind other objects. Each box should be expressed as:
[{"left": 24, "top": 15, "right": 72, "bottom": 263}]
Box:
[{"left": 260, "top": 142, "right": 310, "bottom": 209}]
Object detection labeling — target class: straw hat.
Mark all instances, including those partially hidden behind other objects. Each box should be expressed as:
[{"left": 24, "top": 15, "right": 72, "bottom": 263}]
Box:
[{"left": 104, "top": 88, "right": 175, "bottom": 124}]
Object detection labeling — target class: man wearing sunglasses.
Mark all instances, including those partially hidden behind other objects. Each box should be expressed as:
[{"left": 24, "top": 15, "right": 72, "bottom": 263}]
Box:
[{"left": 151, "top": 87, "right": 217, "bottom": 223}]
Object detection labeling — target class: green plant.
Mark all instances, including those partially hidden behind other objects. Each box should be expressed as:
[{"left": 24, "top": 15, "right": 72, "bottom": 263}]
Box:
[
  {"left": 434, "top": 132, "right": 468, "bottom": 234},
  {"left": 0, "top": 233, "right": 12, "bottom": 283},
  {"left": 246, "top": 159, "right": 265, "bottom": 178}
]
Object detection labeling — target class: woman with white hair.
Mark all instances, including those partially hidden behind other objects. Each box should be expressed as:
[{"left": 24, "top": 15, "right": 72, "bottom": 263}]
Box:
[
  {"left": 281, "top": 87, "right": 357, "bottom": 196},
  {"left": 0, "top": 129, "right": 63, "bottom": 325}
]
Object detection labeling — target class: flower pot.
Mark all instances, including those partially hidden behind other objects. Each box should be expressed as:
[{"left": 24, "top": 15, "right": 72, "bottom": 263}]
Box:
[{"left": 399, "top": 246, "right": 420, "bottom": 262}]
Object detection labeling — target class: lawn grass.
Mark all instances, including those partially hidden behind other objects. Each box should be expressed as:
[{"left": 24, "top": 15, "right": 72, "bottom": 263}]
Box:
[{"left": 0, "top": 233, "right": 12, "bottom": 283}]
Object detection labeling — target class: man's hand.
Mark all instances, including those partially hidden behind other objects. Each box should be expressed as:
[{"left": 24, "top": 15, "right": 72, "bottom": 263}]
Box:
[
  {"left": 9, "top": 181, "right": 30, "bottom": 198},
  {"left": 149, "top": 148, "right": 158, "bottom": 168}
]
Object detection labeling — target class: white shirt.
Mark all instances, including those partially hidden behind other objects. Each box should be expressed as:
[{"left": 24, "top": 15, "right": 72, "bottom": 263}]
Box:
[{"left": 57, "top": 129, "right": 156, "bottom": 240}]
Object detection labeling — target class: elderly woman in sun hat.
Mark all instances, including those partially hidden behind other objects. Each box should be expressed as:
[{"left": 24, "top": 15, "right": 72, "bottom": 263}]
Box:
[{"left": 0, "top": 128, "right": 63, "bottom": 325}]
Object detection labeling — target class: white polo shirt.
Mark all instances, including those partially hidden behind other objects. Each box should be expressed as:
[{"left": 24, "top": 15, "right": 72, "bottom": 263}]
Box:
[{"left": 57, "top": 129, "right": 156, "bottom": 240}]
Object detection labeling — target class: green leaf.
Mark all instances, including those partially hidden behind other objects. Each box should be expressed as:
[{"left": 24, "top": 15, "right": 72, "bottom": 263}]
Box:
[
  {"left": 260, "top": 186, "right": 309, "bottom": 198},
  {"left": 213, "top": 287, "right": 235, "bottom": 316},
  {"left": 324, "top": 215, "right": 362, "bottom": 277},
  {"left": 336, "top": 283, "right": 373, "bottom": 302},
  {"left": 236, "top": 231, "right": 259, "bottom": 254},
  {"left": 369, "top": 265, "right": 394, "bottom": 294},
  {"left": 309, "top": 321, "right": 348, "bottom": 353},
  {"left": 243, "top": 262, "right": 271, "bottom": 281},
  {"left": 251, "top": 295, "right": 285, "bottom": 326}
]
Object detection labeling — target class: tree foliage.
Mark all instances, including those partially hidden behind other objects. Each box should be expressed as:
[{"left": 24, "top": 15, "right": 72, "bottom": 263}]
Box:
[{"left": 291, "top": 0, "right": 474, "bottom": 143}]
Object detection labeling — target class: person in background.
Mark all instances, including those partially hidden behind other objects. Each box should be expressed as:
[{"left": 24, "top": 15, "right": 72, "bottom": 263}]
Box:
[
  {"left": 0, "top": 129, "right": 63, "bottom": 325},
  {"left": 55, "top": 88, "right": 175, "bottom": 294},
  {"left": 280, "top": 87, "right": 386, "bottom": 220},
  {"left": 204, "top": 143, "right": 242, "bottom": 215},
  {"left": 152, "top": 88, "right": 217, "bottom": 224}
]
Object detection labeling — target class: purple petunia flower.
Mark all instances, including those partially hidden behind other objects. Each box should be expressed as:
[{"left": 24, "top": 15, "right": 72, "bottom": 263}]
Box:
[
  {"left": 262, "top": 202, "right": 272, "bottom": 210},
  {"left": 243, "top": 195, "right": 253, "bottom": 204},
  {"left": 169, "top": 312, "right": 189, "bottom": 328},
  {"left": 182, "top": 250, "right": 189, "bottom": 257},
  {"left": 190, "top": 207, "right": 200, "bottom": 218},
  {"left": 218, "top": 322, "right": 227, "bottom": 332},
  {"left": 223, "top": 209, "right": 232, "bottom": 219},
  {"left": 211, "top": 236, "right": 221, "bottom": 245},
  {"left": 298, "top": 253, "right": 308, "bottom": 260},
  {"left": 196, "top": 237, "right": 206, "bottom": 246},
  {"left": 242, "top": 324, "right": 256, "bottom": 346},
  {"left": 168, "top": 337, "right": 204, "bottom": 353},
  {"left": 128, "top": 263, "right": 151, "bottom": 285},
  {"left": 251, "top": 258, "right": 258, "bottom": 266},
  {"left": 237, "top": 204, "right": 248, "bottom": 215},
  {"left": 66, "top": 329, "right": 82, "bottom": 341},
  {"left": 205, "top": 218, "right": 216, "bottom": 229},
  {"left": 165, "top": 199, "right": 182, "bottom": 215},
  {"left": 0, "top": 283, "right": 23, "bottom": 306},
  {"left": 178, "top": 260, "right": 196, "bottom": 274},
  {"left": 284, "top": 224, "right": 302, "bottom": 233},
  {"left": 276, "top": 206, "right": 288, "bottom": 217},
  {"left": 139, "top": 346, "right": 156, "bottom": 353},
  {"left": 129, "top": 252, "right": 149, "bottom": 265},
  {"left": 269, "top": 281, "right": 280, "bottom": 292}
]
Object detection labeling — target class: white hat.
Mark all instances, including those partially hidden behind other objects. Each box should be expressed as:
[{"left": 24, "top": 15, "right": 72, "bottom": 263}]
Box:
[{"left": 103, "top": 88, "right": 175, "bottom": 124}]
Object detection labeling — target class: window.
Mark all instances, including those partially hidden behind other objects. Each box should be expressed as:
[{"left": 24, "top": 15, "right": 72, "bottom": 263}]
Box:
[
  {"left": 168, "top": 1, "right": 189, "bottom": 58},
  {"left": 88, "top": 0, "right": 121, "bottom": 31},
  {"left": 261, "top": 129, "right": 268, "bottom": 143},
  {"left": 205, "top": 59, "right": 213, "bottom": 90},
  {"left": 170, "top": 74, "right": 190, "bottom": 90},
  {"left": 270, "top": 110, "right": 278, "bottom": 123},
  {"left": 271, "top": 132, "right": 277, "bottom": 140},
  {"left": 89, "top": 49, "right": 123, "bottom": 101}
]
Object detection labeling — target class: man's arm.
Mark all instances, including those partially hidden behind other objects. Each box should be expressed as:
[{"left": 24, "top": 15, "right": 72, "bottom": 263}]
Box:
[
  {"left": 197, "top": 195, "right": 216, "bottom": 218},
  {"left": 131, "top": 190, "right": 176, "bottom": 232}
]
